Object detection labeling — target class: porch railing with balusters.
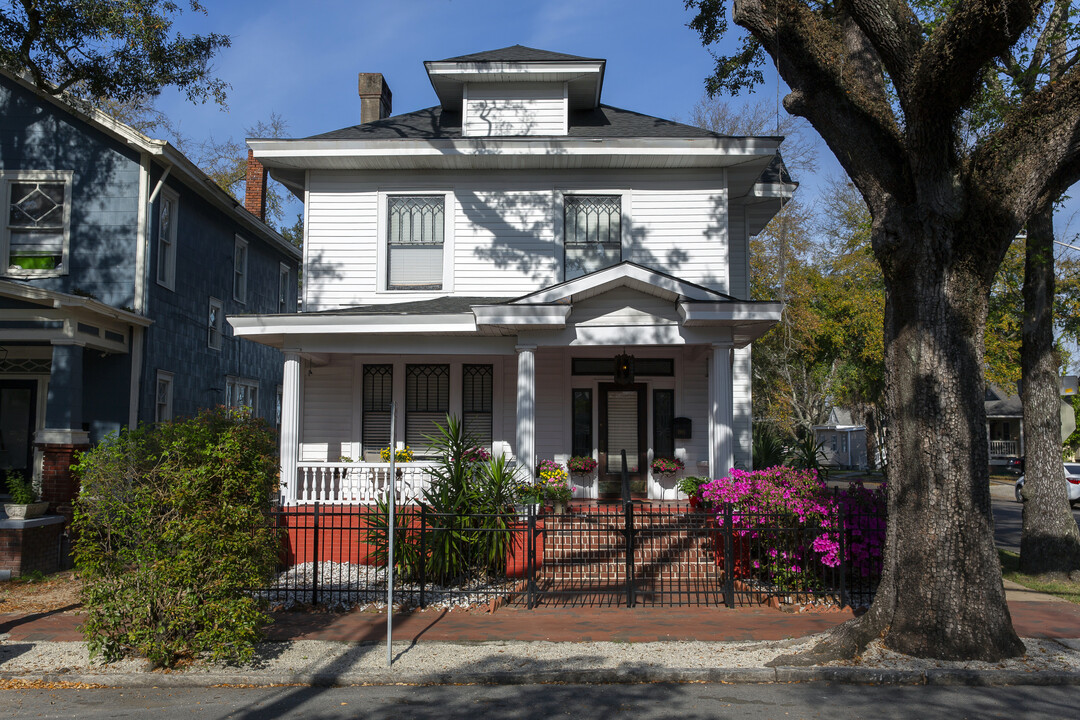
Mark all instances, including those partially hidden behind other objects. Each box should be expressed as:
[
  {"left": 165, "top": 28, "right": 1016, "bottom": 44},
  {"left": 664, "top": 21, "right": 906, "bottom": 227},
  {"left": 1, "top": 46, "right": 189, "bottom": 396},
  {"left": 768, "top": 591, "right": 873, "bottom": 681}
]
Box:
[
  {"left": 988, "top": 440, "right": 1019, "bottom": 457},
  {"left": 290, "top": 462, "right": 437, "bottom": 504}
]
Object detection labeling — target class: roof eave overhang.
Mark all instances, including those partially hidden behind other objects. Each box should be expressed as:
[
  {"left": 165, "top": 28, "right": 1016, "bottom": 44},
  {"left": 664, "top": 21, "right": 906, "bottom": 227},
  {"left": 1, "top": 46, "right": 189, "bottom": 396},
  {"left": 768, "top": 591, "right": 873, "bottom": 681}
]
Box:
[
  {"left": 677, "top": 301, "right": 783, "bottom": 347},
  {"left": 248, "top": 137, "right": 781, "bottom": 172},
  {"left": 0, "top": 280, "right": 153, "bottom": 327},
  {"left": 229, "top": 312, "right": 479, "bottom": 340},
  {"left": 424, "top": 60, "right": 605, "bottom": 110},
  {"left": 471, "top": 304, "right": 571, "bottom": 329}
]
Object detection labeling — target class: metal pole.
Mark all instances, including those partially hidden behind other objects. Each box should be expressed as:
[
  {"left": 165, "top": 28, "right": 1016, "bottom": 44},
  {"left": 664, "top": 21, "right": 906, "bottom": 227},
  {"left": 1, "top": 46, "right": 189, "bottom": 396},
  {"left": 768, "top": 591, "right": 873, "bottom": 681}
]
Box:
[{"left": 387, "top": 401, "right": 397, "bottom": 668}]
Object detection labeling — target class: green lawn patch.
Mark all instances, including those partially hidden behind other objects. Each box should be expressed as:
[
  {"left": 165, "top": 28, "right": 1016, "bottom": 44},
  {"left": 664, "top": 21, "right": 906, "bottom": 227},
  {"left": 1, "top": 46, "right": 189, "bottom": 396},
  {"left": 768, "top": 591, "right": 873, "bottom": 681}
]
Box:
[{"left": 999, "top": 549, "right": 1080, "bottom": 604}]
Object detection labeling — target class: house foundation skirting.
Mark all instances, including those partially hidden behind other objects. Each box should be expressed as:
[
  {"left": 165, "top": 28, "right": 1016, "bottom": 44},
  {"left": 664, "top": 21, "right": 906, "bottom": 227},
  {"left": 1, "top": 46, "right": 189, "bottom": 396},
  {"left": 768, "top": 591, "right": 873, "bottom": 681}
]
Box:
[{"left": 0, "top": 516, "right": 66, "bottom": 579}]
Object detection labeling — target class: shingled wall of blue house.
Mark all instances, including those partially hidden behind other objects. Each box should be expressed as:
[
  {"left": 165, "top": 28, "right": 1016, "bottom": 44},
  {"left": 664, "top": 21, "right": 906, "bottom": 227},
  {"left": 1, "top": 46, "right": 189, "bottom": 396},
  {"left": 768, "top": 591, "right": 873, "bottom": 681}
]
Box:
[
  {"left": 138, "top": 164, "right": 296, "bottom": 426},
  {"left": 0, "top": 73, "right": 141, "bottom": 308}
]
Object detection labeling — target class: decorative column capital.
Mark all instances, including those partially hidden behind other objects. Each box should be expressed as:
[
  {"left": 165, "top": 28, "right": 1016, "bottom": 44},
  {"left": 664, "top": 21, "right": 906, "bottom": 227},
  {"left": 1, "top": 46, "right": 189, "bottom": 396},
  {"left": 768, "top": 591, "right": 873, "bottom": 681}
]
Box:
[{"left": 515, "top": 344, "right": 537, "bottom": 353}]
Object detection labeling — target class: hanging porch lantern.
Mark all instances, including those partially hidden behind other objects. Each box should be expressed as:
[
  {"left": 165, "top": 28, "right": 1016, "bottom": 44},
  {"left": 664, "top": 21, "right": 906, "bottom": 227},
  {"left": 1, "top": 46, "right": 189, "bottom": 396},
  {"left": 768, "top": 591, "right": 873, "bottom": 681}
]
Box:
[{"left": 614, "top": 352, "right": 635, "bottom": 385}]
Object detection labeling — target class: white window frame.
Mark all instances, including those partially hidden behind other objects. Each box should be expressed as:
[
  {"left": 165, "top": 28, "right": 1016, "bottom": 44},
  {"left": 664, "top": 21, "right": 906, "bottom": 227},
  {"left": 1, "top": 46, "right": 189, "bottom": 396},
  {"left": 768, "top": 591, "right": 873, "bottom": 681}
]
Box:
[
  {"left": 155, "top": 370, "right": 174, "bottom": 422},
  {"left": 226, "top": 376, "right": 259, "bottom": 415},
  {"left": 208, "top": 296, "right": 223, "bottom": 350},
  {"left": 1, "top": 170, "right": 73, "bottom": 278},
  {"left": 233, "top": 235, "right": 248, "bottom": 303},
  {"left": 278, "top": 262, "right": 291, "bottom": 313},
  {"left": 156, "top": 186, "right": 178, "bottom": 290},
  {"left": 376, "top": 190, "right": 455, "bottom": 294},
  {"left": 556, "top": 189, "right": 630, "bottom": 281}
]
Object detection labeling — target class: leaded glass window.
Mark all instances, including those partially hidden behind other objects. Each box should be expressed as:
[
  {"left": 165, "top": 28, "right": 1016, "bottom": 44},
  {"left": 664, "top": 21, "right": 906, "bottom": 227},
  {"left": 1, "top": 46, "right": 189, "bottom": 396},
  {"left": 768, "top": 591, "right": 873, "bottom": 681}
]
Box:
[
  {"left": 406, "top": 364, "right": 449, "bottom": 456},
  {"left": 362, "top": 365, "right": 393, "bottom": 458},
  {"left": 7, "top": 179, "right": 66, "bottom": 271},
  {"left": 388, "top": 196, "right": 444, "bottom": 290},
  {"left": 564, "top": 195, "right": 621, "bottom": 279},
  {"left": 463, "top": 364, "right": 493, "bottom": 450}
]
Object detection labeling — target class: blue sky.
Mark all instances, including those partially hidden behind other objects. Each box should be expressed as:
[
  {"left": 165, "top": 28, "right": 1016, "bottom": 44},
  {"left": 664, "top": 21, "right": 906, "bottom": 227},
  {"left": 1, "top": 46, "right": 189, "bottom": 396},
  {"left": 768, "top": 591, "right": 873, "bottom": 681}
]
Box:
[{"left": 154, "top": 0, "right": 1079, "bottom": 245}]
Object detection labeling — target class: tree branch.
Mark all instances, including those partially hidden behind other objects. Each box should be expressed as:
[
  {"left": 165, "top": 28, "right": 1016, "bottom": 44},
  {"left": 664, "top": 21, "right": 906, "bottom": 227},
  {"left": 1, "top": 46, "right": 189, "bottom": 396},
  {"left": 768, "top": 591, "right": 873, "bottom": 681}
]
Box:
[{"left": 734, "top": 0, "right": 909, "bottom": 209}]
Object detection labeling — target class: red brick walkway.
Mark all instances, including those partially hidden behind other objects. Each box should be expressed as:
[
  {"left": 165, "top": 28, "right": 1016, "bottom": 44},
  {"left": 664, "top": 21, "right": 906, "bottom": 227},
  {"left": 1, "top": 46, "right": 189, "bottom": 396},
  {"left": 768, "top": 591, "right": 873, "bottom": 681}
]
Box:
[{"left": 3, "top": 599, "right": 1078, "bottom": 645}]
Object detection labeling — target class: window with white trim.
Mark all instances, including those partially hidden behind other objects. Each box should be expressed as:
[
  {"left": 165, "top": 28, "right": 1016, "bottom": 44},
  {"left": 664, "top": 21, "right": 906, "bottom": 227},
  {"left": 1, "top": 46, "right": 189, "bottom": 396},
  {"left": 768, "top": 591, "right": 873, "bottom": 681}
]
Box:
[
  {"left": 462, "top": 364, "right": 493, "bottom": 450},
  {"left": 278, "top": 262, "right": 291, "bottom": 312},
  {"left": 156, "top": 188, "right": 178, "bottom": 289},
  {"left": 155, "top": 371, "right": 174, "bottom": 422},
  {"left": 387, "top": 195, "right": 444, "bottom": 290},
  {"left": 226, "top": 376, "right": 258, "bottom": 414},
  {"left": 564, "top": 194, "right": 622, "bottom": 279},
  {"left": 233, "top": 236, "right": 248, "bottom": 302},
  {"left": 2, "top": 171, "right": 72, "bottom": 276},
  {"left": 362, "top": 364, "right": 393, "bottom": 460},
  {"left": 275, "top": 385, "right": 283, "bottom": 431},
  {"left": 208, "top": 297, "right": 223, "bottom": 350},
  {"left": 406, "top": 364, "right": 449, "bottom": 457}
]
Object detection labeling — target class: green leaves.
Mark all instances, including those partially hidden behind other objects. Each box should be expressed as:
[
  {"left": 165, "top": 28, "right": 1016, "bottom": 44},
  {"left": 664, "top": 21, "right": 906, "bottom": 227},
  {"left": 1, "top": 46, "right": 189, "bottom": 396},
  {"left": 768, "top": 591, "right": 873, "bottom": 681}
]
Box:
[{"left": 72, "top": 407, "right": 280, "bottom": 668}]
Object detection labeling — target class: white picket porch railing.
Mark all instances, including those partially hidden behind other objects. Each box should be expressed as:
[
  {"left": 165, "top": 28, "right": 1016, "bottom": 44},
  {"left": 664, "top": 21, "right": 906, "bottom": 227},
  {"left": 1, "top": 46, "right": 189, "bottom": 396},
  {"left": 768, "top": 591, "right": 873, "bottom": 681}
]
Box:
[
  {"left": 290, "top": 462, "right": 438, "bottom": 505},
  {"left": 989, "top": 440, "right": 1019, "bottom": 457}
]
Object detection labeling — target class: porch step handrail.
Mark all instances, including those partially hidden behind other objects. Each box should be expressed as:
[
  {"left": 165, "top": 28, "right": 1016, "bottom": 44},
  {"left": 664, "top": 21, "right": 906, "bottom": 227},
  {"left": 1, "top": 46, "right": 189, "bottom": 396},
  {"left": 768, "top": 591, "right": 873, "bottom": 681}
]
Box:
[{"left": 292, "top": 461, "right": 438, "bottom": 505}]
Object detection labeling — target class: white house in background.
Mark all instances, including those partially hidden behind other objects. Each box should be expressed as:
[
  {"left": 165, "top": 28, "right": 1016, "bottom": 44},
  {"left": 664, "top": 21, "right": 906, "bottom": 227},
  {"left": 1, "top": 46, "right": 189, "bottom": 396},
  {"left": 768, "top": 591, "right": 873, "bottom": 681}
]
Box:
[
  {"left": 230, "top": 46, "right": 789, "bottom": 504},
  {"left": 813, "top": 409, "right": 870, "bottom": 470}
]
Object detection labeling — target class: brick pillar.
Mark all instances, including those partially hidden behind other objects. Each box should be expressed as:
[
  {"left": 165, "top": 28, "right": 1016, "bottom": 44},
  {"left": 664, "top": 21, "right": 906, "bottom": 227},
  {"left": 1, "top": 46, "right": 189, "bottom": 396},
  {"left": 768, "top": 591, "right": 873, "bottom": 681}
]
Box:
[
  {"left": 36, "top": 441, "right": 88, "bottom": 519},
  {"left": 245, "top": 149, "right": 267, "bottom": 221}
]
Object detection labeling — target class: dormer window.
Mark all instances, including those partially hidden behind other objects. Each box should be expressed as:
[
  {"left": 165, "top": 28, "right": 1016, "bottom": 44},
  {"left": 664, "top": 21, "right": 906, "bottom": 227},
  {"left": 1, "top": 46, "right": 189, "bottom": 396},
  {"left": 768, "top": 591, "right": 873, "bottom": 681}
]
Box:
[
  {"left": 564, "top": 195, "right": 622, "bottom": 279},
  {"left": 387, "top": 195, "right": 444, "bottom": 290}
]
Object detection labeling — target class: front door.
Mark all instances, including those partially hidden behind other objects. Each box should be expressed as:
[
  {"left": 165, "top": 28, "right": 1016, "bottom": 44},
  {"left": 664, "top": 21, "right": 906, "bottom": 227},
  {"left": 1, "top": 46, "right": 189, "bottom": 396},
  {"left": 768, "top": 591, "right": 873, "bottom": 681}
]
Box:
[
  {"left": 0, "top": 379, "right": 37, "bottom": 494},
  {"left": 598, "top": 383, "right": 647, "bottom": 499}
]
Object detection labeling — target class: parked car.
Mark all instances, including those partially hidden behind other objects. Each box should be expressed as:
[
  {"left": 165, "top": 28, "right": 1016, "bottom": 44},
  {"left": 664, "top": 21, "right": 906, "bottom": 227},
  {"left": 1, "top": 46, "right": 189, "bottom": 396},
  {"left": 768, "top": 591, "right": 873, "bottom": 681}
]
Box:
[
  {"left": 1014, "top": 463, "right": 1080, "bottom": 505},
  {"left": 1007, "top": 457, "right": 1025, "bottom": 475}
]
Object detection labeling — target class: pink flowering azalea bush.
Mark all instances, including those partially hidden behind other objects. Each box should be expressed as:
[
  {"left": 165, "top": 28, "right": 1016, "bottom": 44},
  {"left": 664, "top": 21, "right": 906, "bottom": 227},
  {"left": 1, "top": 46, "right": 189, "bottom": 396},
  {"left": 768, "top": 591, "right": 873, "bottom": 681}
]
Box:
[{"left": 701, "top": 467, "right": 885, "bottom": 592}]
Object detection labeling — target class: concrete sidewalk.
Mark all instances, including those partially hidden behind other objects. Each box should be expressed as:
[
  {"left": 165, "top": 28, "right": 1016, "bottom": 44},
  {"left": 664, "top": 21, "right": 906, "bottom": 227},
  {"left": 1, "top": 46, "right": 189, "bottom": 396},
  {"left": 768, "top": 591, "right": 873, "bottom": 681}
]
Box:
[{"left": 2, "top": 587, "right": 1080, "bottom": 688}]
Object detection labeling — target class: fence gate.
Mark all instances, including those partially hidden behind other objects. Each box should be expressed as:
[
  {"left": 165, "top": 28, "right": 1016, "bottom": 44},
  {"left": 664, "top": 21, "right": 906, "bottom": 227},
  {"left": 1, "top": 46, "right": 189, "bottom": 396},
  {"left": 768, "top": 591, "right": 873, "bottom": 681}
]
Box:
[{"left": 521, "top": 502, "right": 726, "bottom": 607}]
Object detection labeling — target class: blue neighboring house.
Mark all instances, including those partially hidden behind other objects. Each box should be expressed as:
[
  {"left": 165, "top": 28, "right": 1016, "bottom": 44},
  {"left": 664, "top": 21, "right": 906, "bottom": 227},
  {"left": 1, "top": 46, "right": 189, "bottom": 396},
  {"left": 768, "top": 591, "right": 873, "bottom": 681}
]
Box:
[{"left": 0, "top": 69, "right": 301, "bottom": 513}]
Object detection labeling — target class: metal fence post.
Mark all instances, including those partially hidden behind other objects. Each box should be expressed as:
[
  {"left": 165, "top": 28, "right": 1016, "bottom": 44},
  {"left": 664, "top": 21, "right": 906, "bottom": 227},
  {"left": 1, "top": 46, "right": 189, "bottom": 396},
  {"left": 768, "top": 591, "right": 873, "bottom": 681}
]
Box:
[
  {"left": 419, "top": 504, "right": 427, "bottom": 609},
  {"left": 625, "top": 499, "right": 635, "bottom": 608},
  {"left": 527, "top": 504, "right": 536, "bottom": 609},
  {"left": 312, "top": 502, "right": 320, "bottom": 607},
  {"left": 723, "top": 501, "right": 735, "bottom": 608},
  {"left": 838, "top": 505, "right": 848, "bottom": 609}
]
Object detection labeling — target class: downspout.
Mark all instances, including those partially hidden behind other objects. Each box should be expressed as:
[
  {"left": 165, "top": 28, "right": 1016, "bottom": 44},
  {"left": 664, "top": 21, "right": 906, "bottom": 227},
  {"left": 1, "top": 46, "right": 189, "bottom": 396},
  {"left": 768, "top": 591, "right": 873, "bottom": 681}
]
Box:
[{"left": 129, "top": 153, "right": 152, "bottom": 429}]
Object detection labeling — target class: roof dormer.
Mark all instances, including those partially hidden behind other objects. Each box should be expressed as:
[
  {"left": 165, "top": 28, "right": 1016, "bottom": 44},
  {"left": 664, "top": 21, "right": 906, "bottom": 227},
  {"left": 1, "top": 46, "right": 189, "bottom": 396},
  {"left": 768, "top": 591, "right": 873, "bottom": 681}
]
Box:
[{"left": 424, "top": 45, "right": 605, "bottom": 137}]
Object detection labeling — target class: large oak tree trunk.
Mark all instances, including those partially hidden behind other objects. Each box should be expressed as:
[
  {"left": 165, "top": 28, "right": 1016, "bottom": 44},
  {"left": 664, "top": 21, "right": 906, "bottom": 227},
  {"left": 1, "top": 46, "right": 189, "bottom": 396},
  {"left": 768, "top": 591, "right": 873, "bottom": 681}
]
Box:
[
  {"left": 773, "top": 217, "right": 1025, "bottom": 663},
  {"left": 1019, "top": 208, "right": 1080, "bottom": 575}
]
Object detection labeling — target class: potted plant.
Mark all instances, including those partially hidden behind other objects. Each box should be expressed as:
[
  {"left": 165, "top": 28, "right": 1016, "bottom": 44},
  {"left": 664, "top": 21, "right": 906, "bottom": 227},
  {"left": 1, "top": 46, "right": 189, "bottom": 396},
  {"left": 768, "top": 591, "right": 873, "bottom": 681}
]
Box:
[
  {"left": 379, "top": 445, "right": 414, "bottom": 463},
  {"left": 651, "top": 456, "right": 685, "bottom": 478},
  {"left": 567, "top": 455, "right": 598, "bottom": 478},
  {"left": 541, "top": 475, "right": 573, "bottom": 514},
  {"left": 513, "top": 480, "right": 544, "bottom": 520},
  {"left": 677, "top": 475, "right": 708, "bottom": 509},
  {"left": 3, "top": 473, "right": 49, "bottom": 520}
]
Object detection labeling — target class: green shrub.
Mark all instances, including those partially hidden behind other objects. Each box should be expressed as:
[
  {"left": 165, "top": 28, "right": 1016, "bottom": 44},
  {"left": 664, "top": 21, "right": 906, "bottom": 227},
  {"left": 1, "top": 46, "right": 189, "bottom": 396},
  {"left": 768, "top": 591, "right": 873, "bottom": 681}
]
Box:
[
  {"left": 72, "top": 407, "right": 281, "bottom": 668},
  {"left": 6, "top": 472, "right": 38, "bottom": 504}
]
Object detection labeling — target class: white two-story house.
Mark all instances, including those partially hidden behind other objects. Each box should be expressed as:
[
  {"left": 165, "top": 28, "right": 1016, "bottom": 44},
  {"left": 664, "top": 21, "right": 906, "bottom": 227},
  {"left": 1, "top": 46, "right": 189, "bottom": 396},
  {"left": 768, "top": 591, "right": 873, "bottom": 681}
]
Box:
[{"left": 231, "top": 46, "right": 789, "bottom": 504}]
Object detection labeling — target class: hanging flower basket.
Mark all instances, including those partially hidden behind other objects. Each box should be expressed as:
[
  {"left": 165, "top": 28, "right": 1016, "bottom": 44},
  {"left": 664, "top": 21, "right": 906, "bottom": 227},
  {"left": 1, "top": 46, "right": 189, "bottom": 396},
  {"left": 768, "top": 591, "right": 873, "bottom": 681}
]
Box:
[{"left": 650, "top": 457, "right": 685, "bottom": 477}]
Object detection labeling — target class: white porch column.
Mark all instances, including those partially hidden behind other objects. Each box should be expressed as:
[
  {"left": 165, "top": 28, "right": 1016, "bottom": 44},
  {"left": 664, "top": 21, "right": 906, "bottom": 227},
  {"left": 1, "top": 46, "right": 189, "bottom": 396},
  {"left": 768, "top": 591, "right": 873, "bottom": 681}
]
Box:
[
  {"left": 281, "top": 351, "right": 301, "bottom": 503},
  {"left": 516, "top": 344, "right": 536, "bottom": 481},
  {"left": 709, "top": 343, "right": 734, "bottom": 478}
]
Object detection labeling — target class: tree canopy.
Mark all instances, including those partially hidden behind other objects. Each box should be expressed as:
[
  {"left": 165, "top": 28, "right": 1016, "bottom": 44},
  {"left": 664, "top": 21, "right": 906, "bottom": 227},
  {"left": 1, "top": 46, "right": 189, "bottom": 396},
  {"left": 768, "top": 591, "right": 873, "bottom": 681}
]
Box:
[{"left": 0, "top": 0, "right": 229, "bottom": 104}]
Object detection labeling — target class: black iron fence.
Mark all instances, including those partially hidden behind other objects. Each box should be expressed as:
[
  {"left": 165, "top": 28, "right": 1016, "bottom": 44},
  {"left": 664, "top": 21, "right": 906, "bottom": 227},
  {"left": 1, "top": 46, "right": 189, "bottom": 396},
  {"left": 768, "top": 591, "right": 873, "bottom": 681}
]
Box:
[{"left": 256, "top": 500, "right": 884, "bottom": 610}]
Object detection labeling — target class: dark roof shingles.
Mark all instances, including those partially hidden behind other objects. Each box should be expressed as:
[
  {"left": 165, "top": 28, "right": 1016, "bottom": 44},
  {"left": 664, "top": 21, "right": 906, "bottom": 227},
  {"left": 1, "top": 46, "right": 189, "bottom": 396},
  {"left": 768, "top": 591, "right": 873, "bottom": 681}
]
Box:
[{"left": 434, "top": 45, "right": 599, "bottom": 63}]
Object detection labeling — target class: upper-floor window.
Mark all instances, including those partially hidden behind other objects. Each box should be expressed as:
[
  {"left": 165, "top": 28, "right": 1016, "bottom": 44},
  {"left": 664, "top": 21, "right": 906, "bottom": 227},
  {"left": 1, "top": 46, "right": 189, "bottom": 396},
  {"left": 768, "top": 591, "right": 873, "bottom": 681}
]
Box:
[
  {"left": 278, "top": 262, "right": 291, "bottom": 313},
  {"left": 564, "top": 194, "right": 621, "bottom": 280},
  {"left": 3, "top": 171, "right": 72, "bottom": 277},
  {"left": 156, "top": 188, "right": 178, "bottom": 289},
  {"left": 233, "top": 236, "right": 248, "bottom": 303},
  {"left": 155, "top": 370, "right": 174, "bottom": 422},
  {"left": 208, "top": 297, "right": 223, "bottom": 350},
  {"left": 387, "top": 195, "right": 444, "bottom": 290}
]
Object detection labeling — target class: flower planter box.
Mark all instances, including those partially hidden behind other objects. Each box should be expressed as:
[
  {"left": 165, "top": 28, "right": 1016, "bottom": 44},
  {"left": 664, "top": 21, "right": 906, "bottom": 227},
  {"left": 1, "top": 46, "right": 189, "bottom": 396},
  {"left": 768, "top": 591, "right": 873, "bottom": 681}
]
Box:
[{"left": 3, "top": 502, "right": 49, "bottom": 520}]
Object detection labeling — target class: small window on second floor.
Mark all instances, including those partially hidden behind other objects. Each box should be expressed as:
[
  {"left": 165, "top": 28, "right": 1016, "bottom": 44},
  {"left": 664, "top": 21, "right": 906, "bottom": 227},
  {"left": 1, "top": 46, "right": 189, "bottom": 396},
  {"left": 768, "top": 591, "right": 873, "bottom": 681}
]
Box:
[
  {"left": 3, "top": 171, "right": 71, "bottom": 276},
  {"left": 233, "top": 236, "right": 248, "bottom": 303},
  {"left": 208, "top": 297, "right": 223, "bottom": 350},
  {"left": 278, "top": 262, "right": 291, "bottom": 313},
  {"left": 226, "top": 376, "right": 258, "bottom": 414},
  {"left": 564, "top": 194, "right": 621, "bottom": 280},
  {"left": 387, "top": 195, "right": 444, "bottom": 290},
  {"left": 156, "top": 188, "right": 178, "bottom": 289}
]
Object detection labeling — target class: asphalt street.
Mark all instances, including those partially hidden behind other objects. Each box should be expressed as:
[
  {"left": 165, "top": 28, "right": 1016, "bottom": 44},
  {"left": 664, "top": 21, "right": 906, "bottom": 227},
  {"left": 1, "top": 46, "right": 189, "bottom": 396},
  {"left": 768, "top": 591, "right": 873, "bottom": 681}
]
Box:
[
  {"left": 991, "top": 484, "right": 1080, "bottom": 552},
  {"left": 2, "top": 683, "right": 1079, "bottom": 719}
]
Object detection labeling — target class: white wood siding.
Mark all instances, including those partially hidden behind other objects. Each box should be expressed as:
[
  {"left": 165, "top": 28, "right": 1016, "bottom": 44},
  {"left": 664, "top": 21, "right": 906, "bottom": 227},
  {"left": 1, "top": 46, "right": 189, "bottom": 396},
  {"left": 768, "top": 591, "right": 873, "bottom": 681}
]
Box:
[
  {"left": 299, "top": 357, "right": 353, "bottom": 462},
  {"left": 304, "top": 170, "right": 734, "bottom": 311},
  {"left": 464, "top": 82, "right": 566, "bottom": 137},
  {"left": 728, "top": 202, "right": 748, "bottom": 299}
]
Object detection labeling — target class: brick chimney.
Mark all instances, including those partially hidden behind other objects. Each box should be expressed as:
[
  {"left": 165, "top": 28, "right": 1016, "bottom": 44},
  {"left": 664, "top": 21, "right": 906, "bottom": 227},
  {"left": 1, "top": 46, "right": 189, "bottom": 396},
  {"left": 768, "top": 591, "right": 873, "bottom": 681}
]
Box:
[
  {"left": 358, "top": 73, "right": 392, "bottom": 123},
  {"left": 245, "top": 148, "right": 267, "bottom": 221}
]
